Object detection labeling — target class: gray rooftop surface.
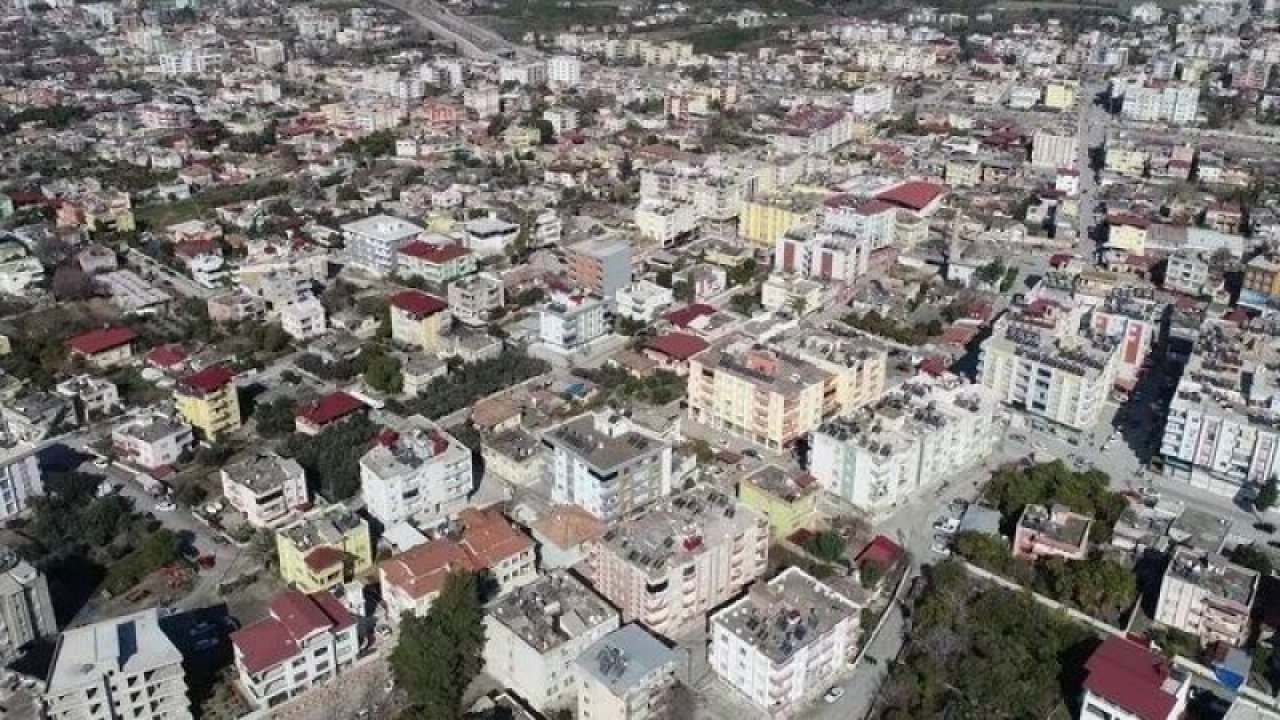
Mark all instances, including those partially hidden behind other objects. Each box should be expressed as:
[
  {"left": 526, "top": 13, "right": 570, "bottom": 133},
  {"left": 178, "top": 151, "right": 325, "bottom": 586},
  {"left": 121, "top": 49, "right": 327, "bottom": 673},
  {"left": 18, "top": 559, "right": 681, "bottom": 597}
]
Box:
[{"left": 577, "top": 624, "right": 676, "bottom": 696}]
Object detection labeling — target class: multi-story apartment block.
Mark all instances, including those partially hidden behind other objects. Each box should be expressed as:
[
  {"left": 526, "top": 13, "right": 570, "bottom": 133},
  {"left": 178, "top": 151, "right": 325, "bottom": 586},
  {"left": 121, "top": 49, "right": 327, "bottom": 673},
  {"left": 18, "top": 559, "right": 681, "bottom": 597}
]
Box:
[
  {"left": 1165, "top": 249, "right": 1217, "bottom": 298},
  {"left": 688, "top": 334, "right": 883, "bottom": 451},
  {"left": 54, "top": 375, "right": 121, "bottom": 419},
  {"left": 359, "top": 417, "right": 472, "bottom": 530},
  {"left": 482, "top": 430, "right": 544, "bottom": 487},
  {"left": 67, "top": 326, "right": 137, "bottom": 370},
  {"left": 110, "top": 411, "right": 194, "bottom": 471},
  {"left": 1119, "top": 81, "right": 1200, "bottom": 125},
  {"left": 390, "top": 290, "right": 450, "bottom": 353},
  {"left": 978, "top": 308, "right": 1119, "bottom": 434},
  {"left": 739, "top": 194, "right": 820, "bottom": 247},
  {"left": 483, "top": 572, "right": 620, "bottom": 713},
  {"left": 447, "top": 272, "right": 505, "bottom": 327},
  {"left": 1159, "top": 324, "right": 1280, "bottom": 497},
  {"left": 280, "top": 297, "right": 327, "bottom": 341},
  {"left": 576, "top": 624, "right": 678, "bottom": 720},
  {"left": 231, "top": 590, "right": 357, "bottom": 710},
  {"left": 1086, "top": 289, "right": 1165, "bottom": 386},
  {"left": 540, "top": 293, "right": 609, "bottom": 351},
  {"left": 174, "top": 365, "right": 241, "bottom": 441},
  {"left": 811, "top": 374, "right": 999, "bottom": 515},
  {"left": 738, "top": 465, "right": 819, "bottom": 539},
  {"left": 542, "top": 413, "right": 673, "bottom": 523},
  {"left": 0, "top": 550, "right": 55, "bottom": 660},
  {"left": 568, "top": 239, "right": 632, "bottom": 300},
  {"left": 276, "top": 505, "right": 373, "bottom": 593},
  {"left": 1012, "top": 504, "right": 1093, "bottom": 561},
  {"left": 547, "top": 55, "right": 582, "bottom": 88},
  {"left": 775, "top": 224, "right": 872, "bottom": 283},
  {"left": 380, "top": 507, "right": 536, "bottom": 620},
  {"left": 342, "top": 215, "right": 424, "bottom": 277},
  {"left": 397, "top": 242, "right": 476, "bottom": 286},
  {"left": 582, "top": 485, "right": 769, "bottom": 638},
  {"left": 709, "top": 568, "right": 860, "bottom": 712},
  {"left": 1030, "top": 130, "right": 1079, "bottom": 170},
  {"left": 45, "top": 608, "right": 192, "bottom": 720},
  {"left": 1241, "top": 254, "right": 1280, "bottom": 310},
  {"left": 1155, "top": 546, "right": 1257, "bottom": 647},
  {"left": 1080, "top": 635, "right": 1190, "bottom": 720},
  {"left": 614, "top": 281, "right": 675, "bottom": 323},
  {"left": 221, "top": 452, "right": 309, "bottom": 529}
]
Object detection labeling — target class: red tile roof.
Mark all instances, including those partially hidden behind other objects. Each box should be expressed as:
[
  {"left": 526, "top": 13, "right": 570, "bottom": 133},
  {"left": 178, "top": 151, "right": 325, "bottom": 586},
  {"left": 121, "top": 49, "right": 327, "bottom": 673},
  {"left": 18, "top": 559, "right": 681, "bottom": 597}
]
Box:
[
  {"left": 380, "top": 508, "right": 532, "bottom": 601},
  {"left": 664, "top": 303, "right": 716, "bottom": 328},
  {"left": 857, "top": 535, "right": 905, "bottom": 571},
  {"left": 646, "top": 332, "right": 710, "bottom": 362},
  {"left": 1083, "top": 636, "right": 1178, "bottom": 720},
  {"left": 303, "top": 546, "right": 344, "bottom": 573},
  {"left": 179, "top": 364, "right": 234, "bottom": 394},
  {"left": 68, "top": 326, "right": 137, "bottom": 355},
  {"left": 146, "top": 345, "right": 187, "bottom": 368},
  {"left": 296, "top": 391, "right": 365, "bottom": 426},
  {"left": 876, "top": 181, "right": 946, "bottom": 212},
  {"left": 390, "top": 290, "right": 448, "bottom": 318},
  {"left": 854, "top": 198, "right": 897, "bottom": 216},
  {"left": 399, "top": 241, "right": 471, "bottom": 264},
  {"left": 232, "top": 590, "right": 353, "bottom": 675}
]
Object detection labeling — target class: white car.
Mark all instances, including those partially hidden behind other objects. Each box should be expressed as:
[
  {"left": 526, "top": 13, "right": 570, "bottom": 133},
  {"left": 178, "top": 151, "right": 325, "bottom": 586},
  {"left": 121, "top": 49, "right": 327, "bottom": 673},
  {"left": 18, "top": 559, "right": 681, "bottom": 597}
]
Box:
[
  {"left": 92, "top": 457, "right": 109, "bottom": 469},
  {"left": 823, "top": 687, "right": 845, "bottom": 704},
  {"left": 154, "top": 500, "right": 177, "bottom": 513},
  {"left": 933, "top": 517, "right": 960, "bottom": 534},
  {"left": 931, "top": 537, "right": 953, "bottom": 556}
]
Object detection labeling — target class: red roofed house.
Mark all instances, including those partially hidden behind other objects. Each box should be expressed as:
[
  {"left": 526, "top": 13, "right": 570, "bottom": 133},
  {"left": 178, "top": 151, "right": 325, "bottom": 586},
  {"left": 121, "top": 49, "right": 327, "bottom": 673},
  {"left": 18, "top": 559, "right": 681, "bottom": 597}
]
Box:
[
  {"left": 68, "top": 326, "right": 137, "bottom": 369},
  {"left": 663, "top": 303, "right": 717, "bottom": 330},
  {"left": 643, "top": 332, "right": 710, "bottom": 375},
  {"left": 295, "top": 391, "right": 367, "bottom": 436},
  {"left": 145, "top": 344, "right": 188, "bottom": 373},
  {"left": 875, "top": 180, "right": 947, "bottom": 215},
  {"left": 1081, "top": 635, "right": 1189, "bottom": 720},
  {"left": 389, "top": 290, "right": 450, "bottom": 352},
  {"left": 397, "top": 241, "right": 476, "bottom": 285},
  {"left": 174, "top": 364, "right": 242, "bottom": 440},
  {"left": 856, "top": 535, "right": 905, "bottom": 577},
  {"left": 231, "top": 589, "right": 358, "bottom": 709},
  {"left": 380, "top": 507, "right": 536, "bottom": 620}
]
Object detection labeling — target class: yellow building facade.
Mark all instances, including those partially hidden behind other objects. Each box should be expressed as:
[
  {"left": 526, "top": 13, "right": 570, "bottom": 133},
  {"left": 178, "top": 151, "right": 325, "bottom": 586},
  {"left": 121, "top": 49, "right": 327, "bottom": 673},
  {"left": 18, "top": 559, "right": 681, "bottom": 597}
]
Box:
[
  {"left": 276, "top": 505, "right": 373, "bottom": 593},
  {"left": 174, "top": 365, "right": 242, "bottom": 440},
  {"left": 738, "top": 466, "right": 818, "bottom": 539}
]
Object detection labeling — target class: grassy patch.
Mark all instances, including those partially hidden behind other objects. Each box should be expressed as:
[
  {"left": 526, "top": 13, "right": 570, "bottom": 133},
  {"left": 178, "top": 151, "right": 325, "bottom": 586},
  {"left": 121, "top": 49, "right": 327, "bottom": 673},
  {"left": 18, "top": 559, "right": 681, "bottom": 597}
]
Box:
[{"left": 682, "top": 24, "right": 773, "bottom": 54}]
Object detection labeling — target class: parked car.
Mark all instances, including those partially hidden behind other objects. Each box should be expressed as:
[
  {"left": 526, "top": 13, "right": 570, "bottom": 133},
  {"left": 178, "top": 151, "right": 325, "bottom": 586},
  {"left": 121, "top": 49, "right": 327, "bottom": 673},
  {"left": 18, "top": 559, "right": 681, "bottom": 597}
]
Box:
[
  {"left": 931, "top": 536, "right": 953, "bottom": 556},
  {"left": 154, "top": 500, "right": 177, "bottom": 513}
]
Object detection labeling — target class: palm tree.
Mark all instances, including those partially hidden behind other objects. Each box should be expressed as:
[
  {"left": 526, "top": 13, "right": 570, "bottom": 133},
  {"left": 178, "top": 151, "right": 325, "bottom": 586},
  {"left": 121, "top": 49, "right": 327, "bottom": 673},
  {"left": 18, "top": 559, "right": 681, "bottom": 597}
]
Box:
[{"left": 789, "top": 295, "right": 808, "bottom": 316}]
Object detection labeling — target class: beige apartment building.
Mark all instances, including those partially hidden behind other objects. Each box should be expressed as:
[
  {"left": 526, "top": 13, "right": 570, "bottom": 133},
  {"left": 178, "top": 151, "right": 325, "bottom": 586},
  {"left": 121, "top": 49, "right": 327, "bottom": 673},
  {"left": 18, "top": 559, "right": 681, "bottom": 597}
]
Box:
[
  {"left": 581, "top": 484, "right": 769, "bottom": 639},
  {"left": 1154, "top": 547, "right": 1258, "bottom": 647}
]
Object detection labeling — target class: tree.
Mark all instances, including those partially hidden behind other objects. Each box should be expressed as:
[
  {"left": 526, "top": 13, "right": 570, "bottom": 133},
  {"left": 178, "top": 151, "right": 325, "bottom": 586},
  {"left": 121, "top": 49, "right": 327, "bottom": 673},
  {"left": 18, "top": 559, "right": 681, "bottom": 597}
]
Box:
[
  {"left": 50, "top": 265, "right": 98, "bottom": 301},
  {"left": 788, "top": 295, "right": 808, "bottom": 316},
  {"left": 1229, "top": 543, "right": 1274, "bottom": 575},
  {"left": 254, "top": 396, "right": 296, "bottom": 437},
  {"left": 803, "top": 531, "right": 846, "bottom": 563},
  {"left": 391, "top": 571, "right": 486, "bottom": 720},
  {"left": 729, "top": 290, "right": 760, "bottom": 316},
  {"left": 281, "top": 417, "right": 380, "bottom": 500},
  {"left": 363, "top": 348, "right": 403, "bottom": 395},
  {"left": 1258, "top": 477, "right": 1279, "bottom": 511}
]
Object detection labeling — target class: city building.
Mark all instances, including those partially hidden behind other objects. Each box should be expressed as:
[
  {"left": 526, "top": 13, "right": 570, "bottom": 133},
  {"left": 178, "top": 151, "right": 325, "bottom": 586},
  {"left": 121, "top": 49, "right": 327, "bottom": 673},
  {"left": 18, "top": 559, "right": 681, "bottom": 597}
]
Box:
[
  {"left": 739, "top": 195, "right": 820, "bottom": 247},
  {"left": 380, "top": 507, "right": 536, "bottom": 620},
  {"left": 45, "top": 608, "right": 192, "bottom": 720},
  {"left": 276, "top": 505, "right": 373, "bottom": 593},
  {"left": 1155, "top": 546, "right": 1258, "bottom": 647},
  {"left": 1080, "top": 635, "right": 1190, "bottom": 720},
  {"left": 231, "top": 590, "right": 358, "bottom": 710},
  {"left": 483, "top": 572, "right": 621, "bottom": 713},
  {"left": 1085, "top": 289, "right": 1165, "bottom": 387},
  {"left": 174, "top": 365, "right": 242, "bottom": 441},
  {"left": 397, "top": 242, "right": 476, "bottom": 286},
  {"left": 615, "top": 281, "right": 676, "bottom": 323},
  {"left": 737, "top": 465, "right": 819, "bottom": 539},
  {"left": 54, "top": 375, "right": 121, "bottom": 419},
  {"left": 110, "top": 411, "right": 194, "bottom": 471},
  {"left": 280, "top": 297, "right": 327, "bottom": 341},
  {"left": 343, "top": 215, "right": 424, "bottom": 277},
  {"left": 389, "top": 290, "right": 450, "bottom": 353},
  {"left": 464, "top": 216, "right": 520, "bottom": 257},
  {"left": 548, "top": 55, "right": 583, "bottom": 88},
  {"left": 294, "top": 391, "right": 367, "bottom": 436},
  {"left": 0, "top": 431, "right": 41, "bottom": 523},
  {"left": 1119, "top": 81, "right": 1200, "bottom": 125},
  {"left": 1241, "top": 254, "right": 1280, "bottom": 310},
  {"left": 448, "top": 272, "right": 505, "bottom": 327},
  {"left": 582, "top": 484, "right": 769, "bottom": 637},
  {"left": 220, "top": 452, "right": 309, "bottom": 529},
  {"left": 542, "top": 412, "right": 673, "bottom": 522},
  {"left": 540, "top": 292, "right": 609, "bottom": 351},
  {"left": 688, "top": 335, "right": 881, "bottom": 451},
  {"left": 978, "top": 309, "right": 1119, "bottom": 435},
  {"left": 709, "top": 567, "right": 860, "bottom": 712},
  {"left": 359, "top": 417, "right": 472, "bottom": 530},
  {"left": 576, "top": 624, "right": 678, "bottom": 720},
  {"left": 810, "top": 374, "right": 999, "bottom": 515},
  {"left": 1011, "top": 504, "right": 1093, "bottom": 561},
  {"left": 568, "top": 239, "right": 632, "bottom": 300},
  {"left": 481, "top": 429, "right": 543, "bottom": 487},
  {"left": 66, "top": 326, "right": 137, "bottom": 370},
  {"left": 1030, "top": 130, "right": 1078, "bottom": 170},
  {"left": 0, "top": 549, "right": 55, "bottom": 661},
  {"left": 775, "top": 224, "right": 873, "bottom": 283}
]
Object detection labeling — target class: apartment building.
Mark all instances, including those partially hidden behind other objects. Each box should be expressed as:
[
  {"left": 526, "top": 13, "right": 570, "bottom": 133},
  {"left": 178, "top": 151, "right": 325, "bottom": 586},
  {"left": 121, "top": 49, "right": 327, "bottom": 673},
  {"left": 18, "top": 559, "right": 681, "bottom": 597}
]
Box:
[
  {"left": 220, "top": 452, "right": 309, "bottom": 529},
  {"left": 54, "top": 375, "right": 121, "bottom": 420},
  {"left": 738, "top": 465, "right": 820, "bottom": 539},
  {"left": 1119, "top": 81, "right": 1200, "bottom": 125},
  {"left": 777, "top": 330, "right": 887, "bottom": 416},
  {"left": 576, "top": 624, "right": 678, "bottom": 720},
  {"left": 978, "top": 309, "right": 1119, "bottom": 434},
  {"left": 359, "top": 417, "right": 472, "bottom": 530},
  {"left": 1241, "top": 254, "right": 1280, "bottom": 310},
  {"left": 739, "top": 194, "right": 820, "bottom": 247},
  {"left": 775, "top": 224, "right": 872, "bottom": 283},
  {"left": 687, "top": 334, "right": 880, "bottom": 451},
  {"left": 484, "top": 572, "right": 620, "bottom": 713},
  {"left": 389, "top": 290, "right": 450, "bottom": 353},
  {"left": 110, "top": 411, "right": 194, "bottom": 471},
  {"left": 0, "top": 429, "right": 40, "bottom": 523},
  {"left": 380, "top": 507, "right": 536, "bottom": 620},
  {"left": 174, "top": 365, "right": 241, "bottom": 441},
  {"left": 0, "top": 550, "right": 55, "bottom": 660},
  {"left": 1159, "top": 324, "right": 1280, "bottom": 497},
  {"left": 1081, "top": 636, "right": 1190, "bottom": 720},
  {"left": 1165, "top": 249, "right": 1217, "bottom": 299},
  {"left": 568, "top": 239, "right": 632, "bottom": 300},
  {"left": 447, "top": 272, "right": 504, "bottom": 327},
  {"left": 231, "top": 590, "right": 358, "bottom": 710},
  {"left": 1011, "top": 504, "right": 1093, "bottom": 561},
  {"left": 280, "top": 297, "right": 327, "bottom": 341},
  {"left": 44, "top": 608, "right": 192, "bottom": 720},
  {"left": 709, "top": 568, "right": 860, "bottom": 712},
  {"left": 543, "top": 413, "right": 672, "bottom": 523},
  {"left": 615, "top": 281, "right": 675, "bottom": 323},
  {"left": 540, "top": 292, "right": 609, "bottom": 351},
  {"left": 276, "top": 505, "right": 373, "bottom": 593},
  {"left": 397, "top": 241, "right": 476, "bottom": 286},
  {"left": 1030, "top": 130, "right": 1078, "bottom": 170},
  {"left": 482, "top": 429, "right": 543, "bottom": 487},
  {"left": 1155, "top": 546, "right": 1258, "bottom": 647},
  {"left": 810, "top": 374, "right": 999, "bottom": 515},
  {"left": 67, "top": 326, "right": 137, "bottom": 370},
  {"left": 342, "top": 215, "right": 424, "bottom": 276},
  {"left": 582, "top": 485, "right": 769, "bottom": 638},
  {"left": 1085, "top": 289, "right": 1165, "bottom": 386},
  {"left": 547, "top": 55, "right": 582, "bottom": 88}
]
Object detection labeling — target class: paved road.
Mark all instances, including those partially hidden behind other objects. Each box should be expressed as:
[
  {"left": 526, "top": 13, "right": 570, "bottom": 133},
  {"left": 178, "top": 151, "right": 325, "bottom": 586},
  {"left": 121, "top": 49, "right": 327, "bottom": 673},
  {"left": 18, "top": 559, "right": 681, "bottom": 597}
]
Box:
[{"left": 373, "top": 0, "right": 534, "bottom": 60}]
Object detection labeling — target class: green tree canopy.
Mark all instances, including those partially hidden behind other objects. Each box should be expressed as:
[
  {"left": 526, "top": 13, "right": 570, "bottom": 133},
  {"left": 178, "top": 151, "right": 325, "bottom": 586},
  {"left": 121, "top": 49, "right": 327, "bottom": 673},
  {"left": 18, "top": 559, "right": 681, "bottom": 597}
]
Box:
[{"left": 392, "top": 571, "right": 486, "bottom": 720}]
